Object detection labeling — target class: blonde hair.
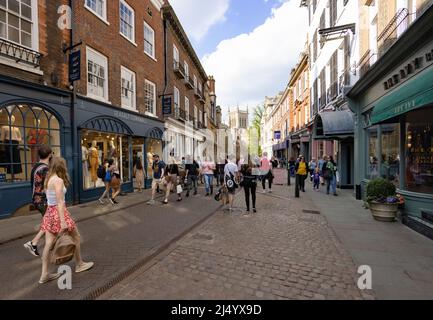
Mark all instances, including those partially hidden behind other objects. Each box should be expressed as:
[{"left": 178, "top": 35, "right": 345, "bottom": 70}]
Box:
[{"left": 45, "top": 156, "right": 71, "bottom": 189}]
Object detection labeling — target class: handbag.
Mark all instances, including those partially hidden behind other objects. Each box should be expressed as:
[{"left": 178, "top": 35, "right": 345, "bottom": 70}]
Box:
[
  {"left": 176, "top": 184, "right": 183, "bottom": 194},
  {"left": 50, "top": 231, "right": 76, "bottom": 265}
]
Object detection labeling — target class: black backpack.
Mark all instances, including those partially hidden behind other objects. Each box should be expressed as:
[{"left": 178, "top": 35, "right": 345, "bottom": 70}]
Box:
[{"left": 97, "top": 165, "right": 106, "bottom": 179}]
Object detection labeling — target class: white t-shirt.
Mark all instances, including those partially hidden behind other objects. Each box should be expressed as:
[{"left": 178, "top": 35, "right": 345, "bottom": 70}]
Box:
[{"left": 224, "top": 162, "right": 238, "bottom": 177}]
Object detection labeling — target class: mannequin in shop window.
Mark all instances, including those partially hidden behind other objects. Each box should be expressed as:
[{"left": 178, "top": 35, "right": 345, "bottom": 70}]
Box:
[
  {"left": 27, "top": 119, "right": 48, "bottom": 164},
  {"left": 82, "top": 142, "right": 90, "bottom": 189},
  {"left": 147, "top": 146, "right": 154, "bottom": 178},
  {"left": 89, "top": 140, "right": 99, "bottom": 186},
  {"left": 108, "top": 140, "right": 118, "bottom": 166},
  {"left": 0, "top": 115, "right": 23, "bottom": 175}
]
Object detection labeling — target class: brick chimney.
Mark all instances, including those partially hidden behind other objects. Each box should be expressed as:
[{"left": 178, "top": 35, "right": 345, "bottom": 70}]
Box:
[{"left": 208, "top": 75, "right": 216, "bottom": 94}]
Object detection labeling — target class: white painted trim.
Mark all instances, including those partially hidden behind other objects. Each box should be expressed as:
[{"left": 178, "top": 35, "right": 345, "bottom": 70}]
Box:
[
  {"left": 86, "top": 93, "right": 111, "bottom": 105},
  {"left": 32, "top": 0, "right": 39, "bottom": 52},
  {"left": 121, "top": 65, "right": 137, "bottom": 111},
  {"left": 86, "top": 46, "right": 109, "bottom": 102},
  {"left": 119, "top": 0, "right": 136, "bottom": 44},
  {"left": 84, "top": 3, "right": 110, "bottom": 26},
  {"left": 144, "top": 79, "right": 157, "bottom": 116},
  {"left": 119, "top": 32, "right": 138, "bottom": 47},
  {"left": 143, "top": 20, "right": 156, "bottom": 59},
  {"left": 0, "top": 57, "right": 43, "bottom": 75},
  {"left": 149, "top": 0, "right": 164, "bottom": 11}
]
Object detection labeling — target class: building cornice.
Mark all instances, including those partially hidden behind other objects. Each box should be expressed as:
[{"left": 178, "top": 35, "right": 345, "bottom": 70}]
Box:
[
  {"left": 288, "top": 53, "right": 308, "bottom": 87},
  {"left": 150, "top": 0, "right": 164, "bottom": 11},
  {"left": 162, "top": 4, "right": 208, "bottom": 81}
]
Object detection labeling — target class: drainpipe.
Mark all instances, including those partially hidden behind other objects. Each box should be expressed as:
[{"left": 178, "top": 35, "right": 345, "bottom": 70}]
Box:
[
  {"left": 69, "top": 0, "right": 79, "bottom": 204},
  {"left": 163, "top": 17, "right": 169, "bottom": 159}
]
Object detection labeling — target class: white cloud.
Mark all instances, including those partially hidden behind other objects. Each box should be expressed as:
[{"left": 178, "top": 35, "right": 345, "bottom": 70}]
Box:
[
  {"left": 202, "top": 0, "right": 308, "bottom": 112},
  {"left": 169, "top": 0, "right": 229, "bottom": 42}
]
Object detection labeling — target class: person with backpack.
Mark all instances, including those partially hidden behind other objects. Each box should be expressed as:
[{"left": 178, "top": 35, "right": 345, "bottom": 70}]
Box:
[
  {"left": 24, "top": 145, "right": 53, "bottom": 257},
  {"left": 185, "top": 155, "right": 199, "bottom": 197},
  {"left": 224, "top": 155, "right": 239, "bottom": 213},
  {"left": 322, "top": 155, "right": 338, "bottom": 196},
  {"left": 108, "top": 159, "right": 121, "bottom": 204},
  {"left": 147, "top": 154, "right": 166, "bottom": 205},
  {"left": 39, "top": 156, "right": 94, "bottom": 284}
]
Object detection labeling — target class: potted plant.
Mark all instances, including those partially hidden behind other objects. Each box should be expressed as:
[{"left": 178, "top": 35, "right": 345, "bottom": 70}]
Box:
[{"left": 366, "top": 178, "right": 399, "bottom": 222}]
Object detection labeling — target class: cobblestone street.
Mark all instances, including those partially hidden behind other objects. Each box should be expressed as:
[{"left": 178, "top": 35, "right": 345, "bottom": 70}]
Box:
[{"left": 101, "top": 185, "right": 375, "bottom": 300}]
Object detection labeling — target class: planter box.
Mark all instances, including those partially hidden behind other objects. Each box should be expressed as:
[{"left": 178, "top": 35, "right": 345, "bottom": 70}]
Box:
[{"left": 369, "top": 202, "right": 399, "bottom": 222}]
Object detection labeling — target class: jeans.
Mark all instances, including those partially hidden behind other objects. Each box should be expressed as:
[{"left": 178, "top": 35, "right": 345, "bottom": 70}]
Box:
[
  {"left": 204, "top": 174, "right": 214, "bottom": 194},
  {"left": 187, "top": 175, "right": 198, "bottom": 194},
  {"left": 261, "top": 171, "right": 273, "bottom": 190},
  {"left": 326, "top": 175, "right": 337, "bottom": 194},
  {"left": 244, "top": 183, "right": 257, "bottom": 211}
]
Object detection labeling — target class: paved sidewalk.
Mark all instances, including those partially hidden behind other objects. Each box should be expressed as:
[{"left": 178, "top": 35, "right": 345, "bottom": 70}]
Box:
[
  {"left": 100, "top": 185, "right": 374, "bottom": 300},
  {"left": 305, "top": 183, "right": 433, "bottom": 299},
  {"left": 0, "top": 189, "right": 155, "bottom": 245}
]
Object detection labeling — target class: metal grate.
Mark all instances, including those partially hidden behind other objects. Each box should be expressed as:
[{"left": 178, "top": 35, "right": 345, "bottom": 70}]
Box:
[{"left": 302, "top": 209, "right": 321, "bottom": 215}]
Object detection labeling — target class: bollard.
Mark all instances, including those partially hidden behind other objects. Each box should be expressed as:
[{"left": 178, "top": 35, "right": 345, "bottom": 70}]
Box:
[
  {"left": 287, "top": 169, "right": 291, "bottom": 186},
  {"left": 295, "top": 174, "right": 300, "bottom": 198}
]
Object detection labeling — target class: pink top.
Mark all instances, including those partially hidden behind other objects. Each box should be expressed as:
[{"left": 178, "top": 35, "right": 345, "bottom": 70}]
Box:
[
  {"left": 260, "top": 157, "right": 271, "bottom": 172},
  {"left": 201, "top": 161, "right": 215, "bottom": 175}
]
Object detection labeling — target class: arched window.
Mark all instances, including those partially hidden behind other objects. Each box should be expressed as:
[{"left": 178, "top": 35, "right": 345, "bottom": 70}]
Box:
[{"left": 0, "top": 104, "right": 61, "bottom": 183}]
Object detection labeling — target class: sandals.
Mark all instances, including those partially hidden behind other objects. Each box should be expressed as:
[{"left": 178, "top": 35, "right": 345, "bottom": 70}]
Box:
[{"left": 39, "top": 273, "right": 61, "bottom": 284}]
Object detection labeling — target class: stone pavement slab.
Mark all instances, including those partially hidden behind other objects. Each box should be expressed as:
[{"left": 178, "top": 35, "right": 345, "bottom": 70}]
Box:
[
  {"left": 0, "top": 188, "right": 221, "bottom": 300},
  {"left": 100, "top": 185, "right": 374, "bottom": 300}
]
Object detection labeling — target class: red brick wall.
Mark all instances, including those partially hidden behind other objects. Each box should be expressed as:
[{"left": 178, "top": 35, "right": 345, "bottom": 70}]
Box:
[
  {"left": 166, "top": 23, "right": 206, "bottom": 122},
  {"left": 72, "top": 0, "right": 165, "bottom": 119},
  {"left": 0, "top": 0, "right": 70, "bottom": 88}
]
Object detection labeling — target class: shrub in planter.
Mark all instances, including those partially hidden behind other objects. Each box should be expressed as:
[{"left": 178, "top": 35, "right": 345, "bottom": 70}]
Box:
[{"left": 366, "top": 178, "right": 399, "bottom": 222}]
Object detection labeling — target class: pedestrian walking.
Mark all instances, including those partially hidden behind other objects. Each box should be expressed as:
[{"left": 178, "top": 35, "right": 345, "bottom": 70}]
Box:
[
  {"left": 224, "top": 155, "right": 239, "bottom": 212},
  {"left": 260, "top": 152, "right": 273, "bottom": 193},
  {"left": 107, "top": 159, "right": 121, "bottom": 204},
  {"left": 295, "top": 156, "right": 309, "bottom": 192},
  {"left": 289, "top": 157, "right": 296, "bottom": 177},
  {"left": 313, "top": 167, "right": 321, "bottom": 191},
  {"left": 147, "top": 154, "right": 166, "bottom": 205},
  {"left": 24, "top": 145, "right": 53, "bottom": 257},
  {"left": 164, "top": 158, "right": 182, "bottom": 204},
  {"left": 271, "top": 156, "right": 279, "bottom": 169},
  {"left": 97, "top": 159, "right": 111, "bottom": 204},
  {"left": 39, "top": 156, "right": 94, "bottom": 284},
  {"left": 309, "top": 158, "right": 317, "bottom": 182},
  {"left": 318, "top": 155, "right": 326, "bottom": 185},
  {"left": 216, "top": 157, "right": 226, "bottom": 187},
  {"left": 134, "top": 158, "right": 145, "bottom": 193},
  {"left": 240, "top": 163, "right": 258, "bottom": 213},
  {"left": 322, "top": 155, "right": 338, "bottom": 196},
  {"left": 197, "top": 156, "right": 203, "bottom": 185},
  {"left": 185, "top": 155, "right": 199, "bottom": 197},
  {"left": 202, "top": 156, "right": 216, "bottom": 196}
]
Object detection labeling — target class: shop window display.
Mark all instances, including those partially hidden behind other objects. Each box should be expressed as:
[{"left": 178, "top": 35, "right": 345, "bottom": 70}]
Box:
[
  {"left": 81, "top": 130, "right": 130, "bottom": 190},
  {"left": 0, "top": 105, "right": 61, "bottom": 184},
  {"left": 405, "top": 107, "right": 433, "bottom": 194},
  {"left": 367, "top": 125, "right": 379, "bottom": 179},
  {"left": 381, "top": 123, "right": 400, "bottom": 185},
  {"left": 146, "top": 138, "right": 163, "bottom": 179}
]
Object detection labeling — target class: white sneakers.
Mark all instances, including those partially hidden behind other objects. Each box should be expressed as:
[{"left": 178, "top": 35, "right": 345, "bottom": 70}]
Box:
[
  {"left": 75, "top": 261, "right": 94, "bottom": 273},
  {"left": 39, "top": 273, "right": 61, "bottom": 284}
]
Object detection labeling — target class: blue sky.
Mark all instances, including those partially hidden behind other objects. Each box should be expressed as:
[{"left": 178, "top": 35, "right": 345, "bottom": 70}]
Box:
[
  {"left": 191, "top": 0, "right": 289, "bottom": 57},
  {"left": 170, "top": 0, "right": 308, "bottom": 112}
]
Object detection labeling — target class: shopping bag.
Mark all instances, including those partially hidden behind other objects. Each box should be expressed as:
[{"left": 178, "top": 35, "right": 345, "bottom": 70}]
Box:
[{"left": 176, "top": 184, "right": 183, "bottom": 194}]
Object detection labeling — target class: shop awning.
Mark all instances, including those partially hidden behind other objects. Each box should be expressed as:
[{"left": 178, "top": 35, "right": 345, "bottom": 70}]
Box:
[
  {"left": 371, "top": 67, "right": 433, "bottom": 124},
  {"left": 314, "top": 110, "right": 354, "bottom": 140}
]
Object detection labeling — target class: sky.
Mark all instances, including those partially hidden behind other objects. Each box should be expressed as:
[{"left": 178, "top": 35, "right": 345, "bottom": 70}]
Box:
[{"left": 169, "top": 0, "right": 308, "bottom": 115}]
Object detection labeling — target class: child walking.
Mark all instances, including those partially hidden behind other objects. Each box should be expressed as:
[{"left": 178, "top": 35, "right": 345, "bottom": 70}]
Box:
[{"left": 313, "top": 167, "right": 321, "bottom": 191}]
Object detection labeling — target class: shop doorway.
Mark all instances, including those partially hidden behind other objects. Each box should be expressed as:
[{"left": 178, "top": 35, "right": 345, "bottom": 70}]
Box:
[{"left": 132, "top": 138, "right": 145, "bottom": 191}]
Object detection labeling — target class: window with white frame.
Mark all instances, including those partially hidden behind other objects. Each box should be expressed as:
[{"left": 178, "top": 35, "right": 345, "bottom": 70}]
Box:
[
  {"left": 194, "top": 105, "right": 198, "bottom": 122},
  {"left": 174, "top": 86, "right": 180, "bottom": 113},
  {"left": 87, "top": 47, "right": 108, "bottom": 101},
  {"left": 184, "top": 61, "right": 189, "bottom": 79},
  {"left": 120, "top": 0, "right": 135, "bottom": 43},
  {"left": 144, "top": 79, "right": 156, "bottom": 115},
  {"left": 0, "top": 0, "right": 35, "bottom": 48},
  {"left": 121, "top": 66, "right": 136, "bottom": 110},
  {"left": 193, "top": 75, "right": 197, "bottom": 89},
  {"left": 199, "top": 110, "right": 203, "bottom": 125},
  {"left": 198, "top": 81, "right": 202, "bottom": 94},
  {"left": 204, "top": 112, "right": 208, "bottom": 127},
  {"left": 85, "top": 0, "right": 107, "bottom": 21},
  {"left": 143, "top": 20, "right": 155, "bottom": 59},
  {"left": 185, "top": 97, "right": 190, "bottom": 120},
  {"left": 173, "top": 44, "right": 179, "bottom": 66}
]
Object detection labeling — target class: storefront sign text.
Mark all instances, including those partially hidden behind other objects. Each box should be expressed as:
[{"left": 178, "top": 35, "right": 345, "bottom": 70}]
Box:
[
  {"left": 394, "top": 99, "right": 416, "bottom": 115},
  {"left": 113, "top": 110, "right": 149, "bottom": 125}
]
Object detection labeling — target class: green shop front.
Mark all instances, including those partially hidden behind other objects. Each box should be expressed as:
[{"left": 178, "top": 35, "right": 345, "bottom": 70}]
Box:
[{"left": 348, "top": 7, "right": 433, "bottom": 239}]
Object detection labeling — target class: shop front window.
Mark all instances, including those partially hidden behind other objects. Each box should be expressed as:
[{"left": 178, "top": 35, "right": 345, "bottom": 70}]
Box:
[
  {"left": 367, "top": 125, "right": 379, "bottom": 179},
  {"left": 81, "top": 130, "right": 130, "bottom": 190},
  {"left": 381, "top": 123, "right": 400, "bottom": 186},
  {"left": 405, "top": 107, "right": 433, "bottom": 194},
  {"left": 0, "top": 104, "right": 61, "bottom": 184}
]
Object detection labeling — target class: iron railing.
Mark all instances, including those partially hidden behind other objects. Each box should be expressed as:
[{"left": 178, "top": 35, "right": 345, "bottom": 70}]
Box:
[
  {"left": 0, "top": 38, "right": 43, "bottom": 67},
  {"left": 377, "top": 8, "right": 409, "bottom": 58},
  {"left": 173, "top": 61, "right": 185, "bottom": 78}
]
